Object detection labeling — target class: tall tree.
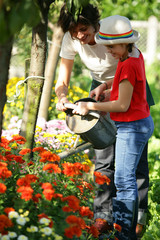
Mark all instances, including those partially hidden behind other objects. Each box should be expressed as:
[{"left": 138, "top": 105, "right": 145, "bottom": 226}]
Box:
[
  {"left": 0, "top": 0, "right": 40, "bottom": 139},
  {"left": 20, "top": 0, "right": 90, "bottom": 149}
]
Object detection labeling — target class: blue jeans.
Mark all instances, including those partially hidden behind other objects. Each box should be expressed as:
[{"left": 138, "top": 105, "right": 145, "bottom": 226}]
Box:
[{"left": 115, "top": 115, "right": 154, "bottom": 202}]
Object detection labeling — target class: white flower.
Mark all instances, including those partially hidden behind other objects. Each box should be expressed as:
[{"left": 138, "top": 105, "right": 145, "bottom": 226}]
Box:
[
  {"left": 8, "top": 211, "right": 19, "bottom": 219},
  {"left": 39, "top": 217, "right": 50, "bottom": 225},
  {"left": 41, "top": 227, "right": 52, "bottom": 235},
  {"left": 1, "top": 235, "right": 10, "bottom": 240},
  {"left": 17, "top": 235, "right": 28, "bottom": 240},
  {"left": 30, "top": 225, "right": 38, "bottom": 232},
  {"left": 8, "top": 231, "right": 17, "bottom": 238},
  {"left": 16, "top": 216, "right": 27, "bottom": 226}
]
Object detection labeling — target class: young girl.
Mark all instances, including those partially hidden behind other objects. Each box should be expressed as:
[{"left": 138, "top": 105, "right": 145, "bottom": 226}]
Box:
[{"left": 72, "top": 15, "right": 154, "bottom": 240}]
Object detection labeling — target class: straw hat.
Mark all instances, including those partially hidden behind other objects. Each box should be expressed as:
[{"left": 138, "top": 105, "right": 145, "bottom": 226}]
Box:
[{"left": 95, "top": 15, "right": 140, "bottom": 45}]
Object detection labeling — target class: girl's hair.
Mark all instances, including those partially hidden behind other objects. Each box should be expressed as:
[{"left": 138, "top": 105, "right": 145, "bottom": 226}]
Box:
[
  {"left": 128, "top": 43, "right": 134, "bottom": 53},
  {"left": 58, "top": 3, "right": 100, "bottom": 34}
]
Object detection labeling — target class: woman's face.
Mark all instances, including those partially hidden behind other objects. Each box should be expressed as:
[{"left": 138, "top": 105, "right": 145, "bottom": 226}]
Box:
[
  {"left": 71, "top": 23, "right": 96, "bottom": 45},
  {"left": 105, "top": 44, "right": 128, "bottom": 61}
]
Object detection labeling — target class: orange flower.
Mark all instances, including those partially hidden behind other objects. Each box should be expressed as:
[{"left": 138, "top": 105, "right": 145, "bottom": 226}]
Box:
[
  {"left": 0, "top": 137, "right": 11, "bottom": 150},
  {"left": 79, "top": 206, "right": 94, "bottom": 219},
  {"left": 19, "top": 148, "right": 31, "bottom": 155},
  {"left": 0, "top": 214, "right": 13, "bottom": 234},
  {"left": 0, "top": 166, "right": 12, "bottom": 180},
  {"left": 62, "top": 196, "right": 80, "bottom": 211},
  {"left": 32, "top": 147, "right": 46, "bottom": 153},
  {"left": 113, "top": 223, "right": 122, "bottom": 232},
  {"left": 41, "top": 182, "right": 53, "bottom": 190},
  {"left": 0, "top": 162, "right": 8, "bottom": 168},
  {"left": 39, "top": 151, "right": 60, "bottom": 163},
  {"left": 43, "top": 163, "right": 61, "bottom": 174},
  {"left": 94, "top": 171, "right": 111, "bottom": 185},
  {"left": 17, "top": 174, "right": 39, "bottom": 186},
  {"left": 0, "top": 183, "right": 7, "bottom": 193},
  {"left": 62, "top": 162, "right": 81, "bottom": 176},
  {"left": 4, "top": 208, "right": 15, "bottom": 216},
  {"left": 17, "top": 186, "right": 34, "bottom": 201},
  {"left": 9, "top": 135, "right": 26, "bottom": 144},
  {"left": 43, "top": 188, "right": 55, "bottom": 201}
]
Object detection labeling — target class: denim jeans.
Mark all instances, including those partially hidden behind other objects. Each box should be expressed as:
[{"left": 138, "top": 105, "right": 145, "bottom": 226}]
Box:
[{"left": 114, "top": 115, "right": 154, "bottom": 202}]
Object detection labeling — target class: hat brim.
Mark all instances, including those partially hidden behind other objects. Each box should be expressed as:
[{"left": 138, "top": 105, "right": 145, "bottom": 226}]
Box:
[{"left": 95, "top": 29, "right": 140, "bottom": 45}]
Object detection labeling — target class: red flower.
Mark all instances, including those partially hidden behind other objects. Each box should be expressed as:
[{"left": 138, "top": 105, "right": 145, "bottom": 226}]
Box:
[
  {"left": 65, "top": 225, "right": 82, "bottom": 238},
  {"left": 32, "top": 193, "right": 42, "bottom": 203},
  {"left": 0, "top": 183, "right": 7, "bottom": 193},
  {"left": 6, "top": 154, "right": 25, "bottom": 164},
  {"left": 62, "top": 196, "right": 80, "bottom": 211},
  {"left": 0, "top": 154, "right": 7, "bottom": 161},
  {"left": 79, "top": 206, "right": 94, "bottom": 219},
  {"left": 43, "top": 163, "right": 61, "bottom": 174},
  {"left": 94, "top": 171, "right": 111, "bottom": 185},
  {"left": 0, "top": 214, "right": 13, "bottom": 234},
  {"left": 19, "top": 148, "right": 31, "bottom": 155},
  {"left": 87, "top": 224, "right": 99, "bottom": 238},
  {"left": 113, "top": 223, "right": 122, "bottom": 232},
  {"left": 65, "top": 215, "right": 86, "bottom": 238},
  {"left": 62, "top": 206, "right": 73, "bottom": 212},
  {"left": 17, "top": 186, "right": 34, "bottom": 201}
]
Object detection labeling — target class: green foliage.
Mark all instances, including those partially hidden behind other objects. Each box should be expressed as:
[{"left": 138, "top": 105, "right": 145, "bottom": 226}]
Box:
[
  {"left": 0, "top": 0, "right": 41, "bottom": 44},
  {"left": 99, "top": 0, "right": 160, "bottom": 20}
]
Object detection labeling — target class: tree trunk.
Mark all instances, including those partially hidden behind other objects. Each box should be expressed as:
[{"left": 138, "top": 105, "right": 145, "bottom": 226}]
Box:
[
  {"left": 0, "top": 39, "right": 13, "bottom": 140},
  {"left": 38, "top": 24, "right": 64, "bottom": 120},
  {"left": 20, "top": 2, "right": 49, "bottom": 149}
]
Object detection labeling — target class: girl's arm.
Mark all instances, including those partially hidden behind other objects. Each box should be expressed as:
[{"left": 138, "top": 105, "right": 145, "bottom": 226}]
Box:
[{"left": 73, "top": 79, "right": 133, "bottom": 115}]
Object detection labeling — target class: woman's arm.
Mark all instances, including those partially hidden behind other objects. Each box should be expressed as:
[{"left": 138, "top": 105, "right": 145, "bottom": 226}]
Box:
[
  {"left": 73, "top": 79, "right": 133, "bottom": 115},
  {"left": 55, "top": 58, "right": 74, "bottom": 111}
]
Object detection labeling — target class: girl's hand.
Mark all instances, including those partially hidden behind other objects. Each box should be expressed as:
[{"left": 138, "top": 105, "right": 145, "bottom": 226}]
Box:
[
  {"left": 90, "top": 83, "right": 107, "bottom": 101},
  {"left": 72, "top": 102, "right": 89, "bottom": 116}
]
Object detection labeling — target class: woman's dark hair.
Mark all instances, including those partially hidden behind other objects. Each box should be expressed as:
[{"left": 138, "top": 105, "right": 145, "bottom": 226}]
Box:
[{"left": 58, "top": 3, "right": 100, "bottom": 34}]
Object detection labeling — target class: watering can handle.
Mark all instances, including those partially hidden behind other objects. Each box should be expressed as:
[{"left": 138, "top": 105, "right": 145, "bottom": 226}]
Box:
[{"left": 64, "top": 103, "right": 100, "bottom": 119}]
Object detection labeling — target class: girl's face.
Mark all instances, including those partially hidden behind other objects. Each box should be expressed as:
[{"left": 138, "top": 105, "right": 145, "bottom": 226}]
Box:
[
  {"left": 105, "top": 44, "right": 128, "bottom": 61},
  {"left": 71, "top": 23, "right": 96, "bottom": 45}
]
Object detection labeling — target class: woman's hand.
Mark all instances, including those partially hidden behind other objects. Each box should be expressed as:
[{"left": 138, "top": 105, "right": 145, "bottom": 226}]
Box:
[
  {"left": 72, "top": 102, "right": 89, "bottom": 116},
  {"left": 56, "top": 97, "right": 70, "bottom": 111}
]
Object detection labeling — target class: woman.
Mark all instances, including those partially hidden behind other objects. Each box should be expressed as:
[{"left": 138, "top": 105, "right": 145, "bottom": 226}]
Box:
[{"left": 72, "top": 15, "right": 154, "bottom": 240}]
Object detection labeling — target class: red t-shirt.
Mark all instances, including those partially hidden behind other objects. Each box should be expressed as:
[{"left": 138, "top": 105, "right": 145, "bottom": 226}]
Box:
[{"left": 110, "top": 53, "right": 150, "bottom": 122}]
